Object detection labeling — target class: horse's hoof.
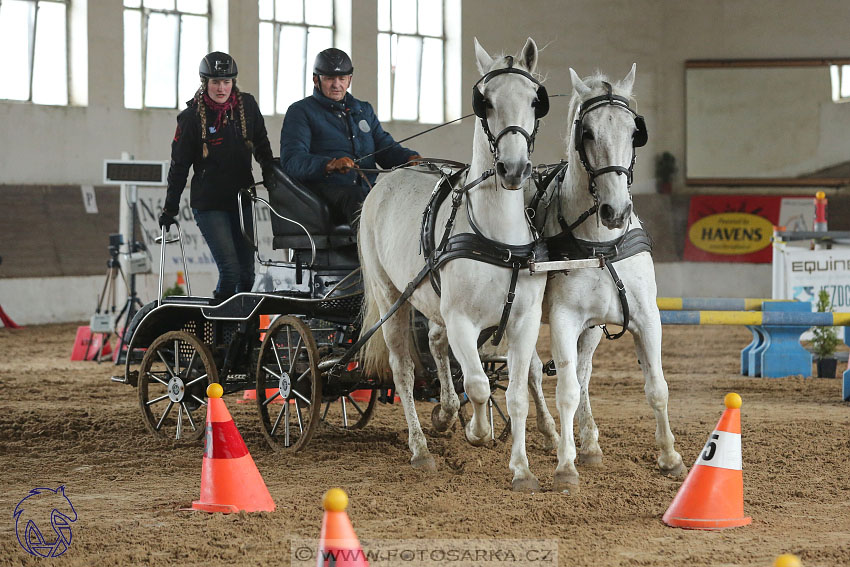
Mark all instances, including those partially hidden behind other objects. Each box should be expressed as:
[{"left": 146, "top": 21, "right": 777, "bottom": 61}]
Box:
[
  {"left": 553, "top": 471, "right": 580, "bottom": 494},
  {"left": 660, "top": 461, "right": 687, "bottom": 478},
  {"left": 464, "top": 422, "right": 493, "bottom": 447},
  {"left": 430, "top": 404, "right": 455, "bottom": 433},
  {"left": 577, "top": 451, "right": 604, "bottom": 467},
  {"left": 411, "top": 454, "right": 437, "bottom": 472},
  {"left": 511, "top": 476, "right": 540, "bottom": 493}
]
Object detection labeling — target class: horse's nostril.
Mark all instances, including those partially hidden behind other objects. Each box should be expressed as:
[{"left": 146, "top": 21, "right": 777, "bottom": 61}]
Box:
[
  {"left": 495, "top": 161, "right": 508, "bottom": 178},
  {"left": 522, "top": 161, "right": 532, "bottom": 179},
  {"left": 600, "top": 204, "right": 614, "bottom": 220}
]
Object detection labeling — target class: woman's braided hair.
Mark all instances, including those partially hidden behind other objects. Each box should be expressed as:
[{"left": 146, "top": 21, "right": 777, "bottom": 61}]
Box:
[{"left": 196, "top": 78, "right": 252, "bottom": 158}]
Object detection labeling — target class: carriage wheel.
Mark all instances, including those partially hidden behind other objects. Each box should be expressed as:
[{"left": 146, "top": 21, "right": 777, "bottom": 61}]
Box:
[
  {"left": 138, "top": 330, "right": 217, "bottom": 441},
  {"left": 321, "top": 389, "right": 379, "bottom": 430},
  {"left": 256, "top": 316, "right": 322, "bottom": 451},
  {"left": 457, "top": 359, "right": 511, "bottom": 442}
]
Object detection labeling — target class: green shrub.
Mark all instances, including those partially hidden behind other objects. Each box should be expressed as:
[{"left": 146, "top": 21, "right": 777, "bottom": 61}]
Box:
[{"left": 811, "top": 289, "right": 840, "bottom": 359}]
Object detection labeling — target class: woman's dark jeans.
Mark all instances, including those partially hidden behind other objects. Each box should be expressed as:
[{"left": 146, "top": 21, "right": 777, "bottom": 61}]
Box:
[{"left": 192, "top": 203, "right": 255, "bottom": 298}]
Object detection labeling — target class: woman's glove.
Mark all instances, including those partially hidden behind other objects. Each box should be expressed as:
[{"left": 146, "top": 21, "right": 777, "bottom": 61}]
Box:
[
  {"left": 159, "top": 209, "right": 177, "bottom": 230},
  {"left": 325, "top": 157, "right": 355, "bottom": 174}
]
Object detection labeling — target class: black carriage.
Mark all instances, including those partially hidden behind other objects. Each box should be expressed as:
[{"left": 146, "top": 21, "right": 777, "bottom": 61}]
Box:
[{"left": 113, "top": 163, "right": 512, "bottom": 448}]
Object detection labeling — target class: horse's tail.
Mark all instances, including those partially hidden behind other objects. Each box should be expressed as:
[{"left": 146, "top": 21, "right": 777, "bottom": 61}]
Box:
[{"left": 357, "top": 230, "right": 392, "bottom": 380}]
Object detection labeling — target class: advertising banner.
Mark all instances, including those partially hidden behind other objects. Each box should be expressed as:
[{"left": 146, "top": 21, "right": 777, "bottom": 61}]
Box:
[
  {"left": 135, "top": 187, "right": 274, "bottom": 276},
  {"left": 685, "top": 195, "right": 811, "bottom": 263}
]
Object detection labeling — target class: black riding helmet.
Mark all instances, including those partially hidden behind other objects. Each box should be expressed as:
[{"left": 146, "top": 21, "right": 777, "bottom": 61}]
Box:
[
  {"left": 313, "top": 48, "right": 353, "bottom": 76},
  {"left": 199, "top": 51, "right": 238, "bottom": 79}
]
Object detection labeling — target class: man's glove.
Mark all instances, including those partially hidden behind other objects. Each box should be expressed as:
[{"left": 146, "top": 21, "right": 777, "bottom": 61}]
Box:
[
  {"left": 159, "top": 209, "right": 177, "bottom": 230},
  {"left": 325, "top": 156, "right": 355, "bottom": 174}
]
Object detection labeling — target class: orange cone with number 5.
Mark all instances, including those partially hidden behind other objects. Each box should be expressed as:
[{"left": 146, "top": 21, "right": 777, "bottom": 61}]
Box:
[{"left": 662, "top": 392, "right": 752, "bottom": 529}]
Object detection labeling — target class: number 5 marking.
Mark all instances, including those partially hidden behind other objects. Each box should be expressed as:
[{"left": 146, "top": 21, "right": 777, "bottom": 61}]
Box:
[{"left": 702, "top": 433, "right": 719, "bottom": 461}]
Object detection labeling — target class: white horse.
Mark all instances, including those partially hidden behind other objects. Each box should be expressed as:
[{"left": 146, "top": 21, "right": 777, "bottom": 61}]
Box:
[
  {"left": 527, "top": 65, "right": 686, "bottom": 492},
  {"left": 359, "top": 38, "right": 547, "bottom": 491}
]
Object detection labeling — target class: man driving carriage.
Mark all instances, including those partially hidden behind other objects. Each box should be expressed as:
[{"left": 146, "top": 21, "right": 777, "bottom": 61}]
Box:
[{"left": 279, "top": 48, "right": 421, "bottom": 226}]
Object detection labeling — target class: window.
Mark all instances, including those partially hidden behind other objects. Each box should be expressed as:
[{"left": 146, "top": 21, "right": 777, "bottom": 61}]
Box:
[
  {"left": 123, "top": 0, "right": 210, "bottom": 109},
  {"left": 258, "top": 0, "right": 334, "bottom": 115},
  {"left": 0, "top": 0, "right": 69, "bottom": 105},
  {"left": 830, "top": 64, "right": 850, "bottom": 103},
  {"left": 378, "top": 0, "right": 452, "bottom": 123}
]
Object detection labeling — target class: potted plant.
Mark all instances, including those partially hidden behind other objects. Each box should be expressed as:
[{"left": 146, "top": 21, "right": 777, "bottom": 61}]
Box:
[
  {"left": 812, "top": 289, "right": 840, "bottom": 378},
  {"left": 654, "top": 151, "right": 677, "bottom": 194}
]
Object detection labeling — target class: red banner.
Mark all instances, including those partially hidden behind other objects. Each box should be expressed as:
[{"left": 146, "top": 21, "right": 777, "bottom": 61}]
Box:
[{"left": 684, "top": 196, "right": 782, "bottom": 263}]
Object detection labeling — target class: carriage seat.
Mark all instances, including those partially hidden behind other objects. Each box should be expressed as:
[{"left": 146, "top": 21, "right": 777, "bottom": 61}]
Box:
[{"left": 266, "top": 162, "right": 355, "bottom": 251}]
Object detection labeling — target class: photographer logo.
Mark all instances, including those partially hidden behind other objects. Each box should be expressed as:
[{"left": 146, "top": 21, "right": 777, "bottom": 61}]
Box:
[{"left": 14, "top": 486, "right": 78, "bottom": 558}]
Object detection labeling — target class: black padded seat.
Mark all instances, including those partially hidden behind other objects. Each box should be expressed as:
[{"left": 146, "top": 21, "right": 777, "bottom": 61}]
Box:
[{"left": 266, "top": 162, "right": 356, "bottom": 250}]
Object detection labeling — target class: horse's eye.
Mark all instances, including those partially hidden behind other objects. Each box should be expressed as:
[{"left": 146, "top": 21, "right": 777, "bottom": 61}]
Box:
[{"left": 582, "top": 129, "right": 594, "bottom": 141}]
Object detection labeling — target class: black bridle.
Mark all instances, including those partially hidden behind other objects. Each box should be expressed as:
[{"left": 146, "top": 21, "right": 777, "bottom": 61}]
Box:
[
  {"left": 569, "top": 81, "right": 648, "bottom": 229},
  {"left": 472, "top": 56, "right": 549, "bottom": 162}
]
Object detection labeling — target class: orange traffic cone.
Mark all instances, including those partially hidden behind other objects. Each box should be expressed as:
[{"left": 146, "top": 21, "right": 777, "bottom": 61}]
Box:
[
  {"left": 317, "top": 488, "right": 368, "bottom": 567},
  {"left": 176, "top": 271, "right": 186, "bottom": 285},
  {"left": 662, "top": 392, "right": 751, "bottom": 529},
  {"left": 192, "top": 383, "right": 275, "bottom": 513}
]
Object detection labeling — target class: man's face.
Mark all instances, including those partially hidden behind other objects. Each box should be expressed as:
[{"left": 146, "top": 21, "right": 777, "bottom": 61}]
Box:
[{"left": 315, "top": 74, "right": 352, "bottom": 102}]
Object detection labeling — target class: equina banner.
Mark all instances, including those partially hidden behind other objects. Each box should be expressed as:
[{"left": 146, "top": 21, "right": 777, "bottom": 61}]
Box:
[{"left": 685, "top": 195, "right": 811, "bottom": 263}]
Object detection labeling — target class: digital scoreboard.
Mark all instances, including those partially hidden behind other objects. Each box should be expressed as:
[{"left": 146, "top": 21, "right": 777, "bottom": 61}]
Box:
[{"left": 103, "top": 160, "right": 169, "bottom": 186}]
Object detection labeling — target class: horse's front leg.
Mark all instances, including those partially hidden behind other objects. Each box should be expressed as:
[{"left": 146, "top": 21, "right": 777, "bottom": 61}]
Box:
[
  {"left": 550, "top": 315, "right": 581, "bottom": 493},
  {"left": 504, "top": 311, "right": 544, "bottom": 492},
  {"left": 632, "top": 313, "right": 686, "bottom": 478},
  {"left": 576, "top": 325, "right": 604, "bottom": 466},
  {"left": 445, "top": 316, "right": 493, "bottom": 448},
  {"left": 529, "top": 348, "right": 559, "bottom": 451},
  {"left": 428, "top": 321, "right": 459, "bottom": 432}
]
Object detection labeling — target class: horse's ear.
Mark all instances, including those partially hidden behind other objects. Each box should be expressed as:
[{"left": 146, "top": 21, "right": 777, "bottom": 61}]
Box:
[
  {"left": 474, "top": 37, "right": 494, "bottom": 75},
  {"left": 621, "top": 63, "right": 637, "bottom": 95},
  {"left": 520, "top": 37, "right": 538, "bottom": 74},
  {"left": 569, "top": 68, "right": 592, "bottom": 98}
]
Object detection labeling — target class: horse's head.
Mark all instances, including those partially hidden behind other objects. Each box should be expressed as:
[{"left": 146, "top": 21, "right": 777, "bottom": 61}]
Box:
[
  {"left": 568, "top": 64, "right": 647, "bottom": 229},
  {"left": 473, "top": 37, "right": 548, "bottom": 190}
]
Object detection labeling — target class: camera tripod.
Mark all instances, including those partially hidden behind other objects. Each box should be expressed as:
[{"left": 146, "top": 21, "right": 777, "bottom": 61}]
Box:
[{"left": 92, "top": 252, "right": 143, "bottom": 363}]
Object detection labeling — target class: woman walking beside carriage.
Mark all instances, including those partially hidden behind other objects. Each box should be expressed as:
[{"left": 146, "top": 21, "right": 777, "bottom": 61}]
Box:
[{"left": 160, "top": 51, "right": 276, "bottom": 300}]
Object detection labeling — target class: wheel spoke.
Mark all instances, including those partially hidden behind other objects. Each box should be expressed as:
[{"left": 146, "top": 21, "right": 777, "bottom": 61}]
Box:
[
  {"left": 491, "top": 397, "right": 509, "bottom": 424},
  {"left": 295, "top": 399, "right": 304, "bottom": 432},
  {"left": 147, "top": 372, "right": 170, "bottom": 386},
  {"left": 284, "top": 402, "right": 291, "bottom": 446},
  {"left": 174, "top": 340, "right": 181, "bottom": 376},
  {"left": 271, "top": 338, "right": 284, "bottom": 375},
  {"left": 156, "top": 400, "right": 174, "bottom": 431},
  {"left": 341, "top": 397, "right": 348, "bottom": 427},
  {"left": 184, "top": 373, "right": 208, "bottom": 388},
  {"left": 292, "top": 388, "right": 311, "bottom": 406},
  {"left": 345, "top": 396, "right": 365, "bottom": 417},
  {"left": 146, "top": 393, "right": 170, "bottom": 406},
  {"left": 289, "top": 336, "right": 304, "bottom": 375},
  {"left": 181, "top": 402, "right": 198, "bottom": 431},
  {"left": 176, "top": 400, "right": 184, "bottom": 439},
  {"left": 184, "top": 350, "right": 198, "bottom": 379},
  {"left": 262, "top": 389, "right": 282, "bottom": 407},
  {"left": 156, "top": 351, "right": 177, "bottom": 379},
  {"left": 271, "top": 401, "right": 286, "bottom": 437},
  {"left": 294, "top": 368, "right": 311, "bottom": 383},
  {"left": 190, "top": 395, "right": 207, "bottom": 406},
  {"left": 261, "top": 365, "right": 283, "bottom": 382}
]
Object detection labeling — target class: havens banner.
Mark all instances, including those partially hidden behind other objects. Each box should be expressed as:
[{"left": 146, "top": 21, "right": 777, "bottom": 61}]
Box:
[{"left": 684, "top": 195, "right": 811, "bottom": 263}]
